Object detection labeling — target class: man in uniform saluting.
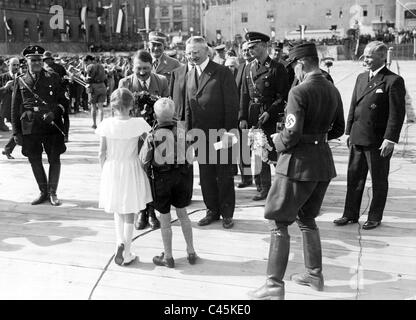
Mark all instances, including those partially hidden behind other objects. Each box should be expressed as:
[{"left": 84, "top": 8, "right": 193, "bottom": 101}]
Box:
[
  {"left": 239, "top": 32, "right": 290, "bottom": 201},
  {"left": 248, "top": 43, "right": 344, "bottom": 300},
  {"left": 11, "top": 45, "right": 68, "bottom": 206}
]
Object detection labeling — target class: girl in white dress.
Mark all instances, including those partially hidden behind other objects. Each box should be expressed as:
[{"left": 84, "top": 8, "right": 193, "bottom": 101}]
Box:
[{"left": 96, "top": 88, "right": 152, "bottom": 266}]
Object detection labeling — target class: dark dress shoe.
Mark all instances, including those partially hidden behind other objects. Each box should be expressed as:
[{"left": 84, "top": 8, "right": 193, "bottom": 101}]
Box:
[
  {"left": 31, "top": 193, "right": 49, "bottom": 205},
  {"left": 114, "top": 244, "right": 124, "bottom": 266},
  {"left": 198, "top": 213, "right": 220, "bottom": 226},
  {"left": 149, "top": 216, "right": 160, "bottom": 230},
  {"left": 222, "top": 217, "right": 234, "bottom": 229},
  {"left": 135, "top": 212, "right": 148, "bottom": 230},
  {"left": 153, "top": 252, "right": 175, "bottom": 268},
  {"left": 187, "top": 252, "right": 198, "bottom": 265},
  {"left": 253, "top": 191, "right": 268, "bottom": 201},
  {"left": 237, "top": 181, "right": 252, "bottom": 188},
  {"left": 362, "top": 220, "right": 381, "bottom": 230},
  {"left": 2, "top": 150, "right": 14, "bottom": 159},
  {"left": 333, "top": 217, "right": 358, "bottom": 226},
  {"left": 50, "top": 194, "right": 62, "bottom": 206}
]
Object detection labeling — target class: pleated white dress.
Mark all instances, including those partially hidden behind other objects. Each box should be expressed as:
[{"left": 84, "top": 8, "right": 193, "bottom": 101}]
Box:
[{"left": 96, "top": 117, "right": 153, "bottom": 214}]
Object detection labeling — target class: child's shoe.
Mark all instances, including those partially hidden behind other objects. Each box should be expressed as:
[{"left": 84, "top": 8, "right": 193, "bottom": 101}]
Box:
[
  {"left": 153, "top": 252, "right": 175, "bottom": 268},
  {"left": 123, "top": 252, "right": 138, "bottom": 266},
  {"left": 114, "top": 244, "right": 125, "bottom": 265}
]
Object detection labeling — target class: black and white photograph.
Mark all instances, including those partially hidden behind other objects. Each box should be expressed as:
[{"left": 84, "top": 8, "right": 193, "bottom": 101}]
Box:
[{"left": 0, "top": 0, "right": 415, "bottom": 304}]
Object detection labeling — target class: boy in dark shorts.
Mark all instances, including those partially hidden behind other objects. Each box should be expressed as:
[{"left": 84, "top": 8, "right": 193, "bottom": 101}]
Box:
[{"left": 140, "top": 98, "right": 197, "bottom": 268}]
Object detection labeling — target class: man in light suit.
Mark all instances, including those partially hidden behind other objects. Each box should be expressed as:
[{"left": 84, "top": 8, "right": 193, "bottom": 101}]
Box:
[
  {"left": 148, "top": 31, "right": 182, "bottom": 84},
  {"left": 185, "top": 36, "right": 239, "bottom": 229},
  {"left": 119, "top": 50, "right": 169, "bottom": 231},
  {"left": 334, "top": 41, "right": 406, "bottom": 230}
]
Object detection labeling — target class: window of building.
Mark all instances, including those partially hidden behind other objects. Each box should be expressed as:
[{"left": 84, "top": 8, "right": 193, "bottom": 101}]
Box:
[
  {"left": 173, "top": 7, "right": 182, "bottom": 20},
  {"left": 173, "top": 21, "right": 182, "bottom": 31},
  {"left": 375, "top": 5, "right": 384, "bottom": 18},
  {"left": 161, "top": 22, "right": 170, "bottom": 33},
  {"left": 362, "top": 5, "right": 368, "bottom": 17},
  {"left": 241, "top": 12, "right": 248, "bottom": 23},
  {"left": 161, "top": 6, "right": 169, "bottom": 17}
]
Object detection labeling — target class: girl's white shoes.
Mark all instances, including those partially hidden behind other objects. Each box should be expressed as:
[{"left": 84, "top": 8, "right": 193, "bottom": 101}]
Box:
[{"left": 123, "top": 252, "right": 137, "bottom": 265}]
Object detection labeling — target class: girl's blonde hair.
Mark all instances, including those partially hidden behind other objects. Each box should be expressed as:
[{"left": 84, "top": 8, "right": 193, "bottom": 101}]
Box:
[{"left": 110, "top": 88, "right": 134, "bottom": 111}]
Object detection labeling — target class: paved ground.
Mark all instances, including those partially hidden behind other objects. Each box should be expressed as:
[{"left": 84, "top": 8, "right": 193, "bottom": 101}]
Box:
[{"left": 0, "top": 60, "right": 415, "bottom": 300}]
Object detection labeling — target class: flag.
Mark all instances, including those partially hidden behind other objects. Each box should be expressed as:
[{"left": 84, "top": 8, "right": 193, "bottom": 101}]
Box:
[
  {"left": 3, "top": 12, "right": 11, "bottom": 32},
  {"left": 116, "top": 8, "right": 124, "bottom": 33},
  {"left": 80, "top": 6, "right": 87, "bottom": 30},
  {"left": 202, "top": 0, "right": 209, "bottom": 11}
]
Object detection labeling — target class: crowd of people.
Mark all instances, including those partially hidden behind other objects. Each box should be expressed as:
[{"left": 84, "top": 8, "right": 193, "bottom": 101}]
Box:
[{"left": 0, "top": 28, "right": 407, "bottom": 300}]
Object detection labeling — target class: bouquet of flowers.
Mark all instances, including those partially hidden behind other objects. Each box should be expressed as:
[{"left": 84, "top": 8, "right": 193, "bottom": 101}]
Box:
[
  {"left": 131, "top": 91, "right": 160, "bottom": 125},
  {"left": 248, "top": 128, "right": 274, "bottom": 166}
]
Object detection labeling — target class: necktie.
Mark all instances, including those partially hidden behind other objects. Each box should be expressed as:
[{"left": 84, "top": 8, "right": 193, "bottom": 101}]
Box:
[
  {"left": 153, "top": 59, "right": 159, "bottom": 70},
  {"left": 193, "top": 66, "right": 199, "bottom": 89},
  {"left": 142, "top": 81, "right": 148, "bottom": 91}
]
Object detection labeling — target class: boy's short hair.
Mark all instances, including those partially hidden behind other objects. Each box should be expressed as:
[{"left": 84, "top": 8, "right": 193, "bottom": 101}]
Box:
[
  {"left": 110, "top": 88, "right": 134, "bottom": 111},
  {"left": 154, "top": 97, "right": 175, "bottom": 121}
]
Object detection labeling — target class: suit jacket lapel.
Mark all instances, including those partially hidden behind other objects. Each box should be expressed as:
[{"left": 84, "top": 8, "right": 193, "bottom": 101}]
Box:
[
  {"left": 155, "top": 54, "right": 166, "bottom": 73},
  {"left": 357, "top": 68, "right": 386, "bottom": 102},
  {"left": 197, "top": 61, "right": 215, "bottom": 94},
  {"left": 149, "top": 73, "right": 159, "bottom": 94}
]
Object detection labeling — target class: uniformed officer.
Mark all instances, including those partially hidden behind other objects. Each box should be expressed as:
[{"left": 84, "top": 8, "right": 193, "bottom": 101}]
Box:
[
  {"left": 248, "top": 43, "right": 344, "bottom": 300},
  {"left": 11, "top": 45, "right": 68, "bottom": 206},
  {"left": 148, "top": 31, "right": 181, "bottom": 84},
  {"left": 213, "top": 44, "right": 226, "bottom": 65},
  {"left": 239, "top": 32, "right": 290, "bottom": 201}
]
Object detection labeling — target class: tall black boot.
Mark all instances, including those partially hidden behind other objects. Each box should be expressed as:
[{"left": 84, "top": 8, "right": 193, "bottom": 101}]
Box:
[
  {"left": 30, "top": 161, "right": 49, "bottom": 205},
  {"left": 48, "top": 163, "right": 62, "bottom": 206},
  {"left": 148, "top": 205, "right": 160, "bottom": 230},
  {"left": 248, "top": 228, "right": 290, "bottom": 300},
  {"left": 290, "top": 228, "right": 324, "bottom": 291}
]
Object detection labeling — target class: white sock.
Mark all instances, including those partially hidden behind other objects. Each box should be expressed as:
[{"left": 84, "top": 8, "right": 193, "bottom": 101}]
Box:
[{"left": 114, "top": 213, "right": 125, "bottom": 248}]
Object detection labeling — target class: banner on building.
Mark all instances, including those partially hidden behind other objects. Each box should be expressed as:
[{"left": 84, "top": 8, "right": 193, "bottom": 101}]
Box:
[
  {"left": 3, "top": 11, "right": 12, "bottom": 36},
  {"left": 116, "top": 8, "right": 124, "bottom": 33},
  {"left": 144, "top": 5, "right": 150, "bottom": 32},
  {"left": 80, "top": 6, "right": 88, "bottom": 30}
]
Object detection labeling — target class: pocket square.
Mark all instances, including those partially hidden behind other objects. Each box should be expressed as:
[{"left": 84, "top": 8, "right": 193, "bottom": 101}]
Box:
[{"left": 376, "top": 89, "right": 384, "bottom": 93}]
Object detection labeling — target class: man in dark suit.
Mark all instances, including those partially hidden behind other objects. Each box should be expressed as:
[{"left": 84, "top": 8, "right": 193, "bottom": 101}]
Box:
[
  {"left": 240, "top": 32, "right": 290, "bottom": 201},
  {"left": 235, "top": 41, "right": 254, "bottom": 188},
  {"left": 185, "top": 36, "right": 239, "bottom": 229},
  {"left": 119, "top": 50, "right": 169, "bottom": 231},
  {"left": 334, "top": 41, "right": 406, "bottom": 230},
  {"left": 249, "top": 43, "right": 344, "bottom": 300},
  {"left": 169, "top": 62, "right": 188, "bottom": 122}
]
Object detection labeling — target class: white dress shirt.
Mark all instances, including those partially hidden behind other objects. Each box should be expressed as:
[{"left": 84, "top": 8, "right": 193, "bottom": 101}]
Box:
[
  {"left": 140, "top": 77, "right": 151, "bottom": 90},
  {"left": 369, "top": 64, "right": 385, "bottom": 80}
]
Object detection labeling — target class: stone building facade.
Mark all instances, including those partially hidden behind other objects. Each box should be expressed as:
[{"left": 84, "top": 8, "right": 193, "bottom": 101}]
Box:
[{"left": 203, "top": 0, "right": 397, "bottom": 42}]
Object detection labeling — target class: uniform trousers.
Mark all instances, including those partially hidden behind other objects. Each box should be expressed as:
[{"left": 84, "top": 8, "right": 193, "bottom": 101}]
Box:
[
  {"left": 264, "top": 174, "right": 330, "bottom": 230},
  {"left": 343, "top": 144, "right": 392, "bottom": 222}
]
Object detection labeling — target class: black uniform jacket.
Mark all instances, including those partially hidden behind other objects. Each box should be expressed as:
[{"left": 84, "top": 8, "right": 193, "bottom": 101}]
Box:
[
  {"left": 273, "top": 72, "right": 345, "bottom": 181},
  {"left": 346, "top": 66, "right": 406, "bottom": 146},
  {"left": 11, "top": 68, "right": 68, "bottom": 136}
]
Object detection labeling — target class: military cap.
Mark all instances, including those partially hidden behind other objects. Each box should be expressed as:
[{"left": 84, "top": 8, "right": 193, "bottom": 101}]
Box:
[
  {"left": 42, "top": 51, "right": 54, "bottom": 61},
  {"left": 245, "top": 32, "right": 270, "bottom": 47},
  {"left": 19, "top": 58, "right": 27, "bottom": 66},
  {"left": 148, "top": 31, "right": 167, "bottom": 45},
  {"left": 288, "top": 42, "right": 318, "bottom": 64},
  {"left": 22, "top": 45, "right": 45, "bottom": 58},
  {"left": 214, "top": 44, "right": 226, "bottom": 51}
]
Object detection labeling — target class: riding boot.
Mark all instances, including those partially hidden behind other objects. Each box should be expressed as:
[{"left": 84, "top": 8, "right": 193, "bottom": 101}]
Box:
[
  {"left": 148, "top": 205, "right": 160, "bottom": 230},
  {"left": 30, "top": 161, "right": 49, "bottom": 205},
  {"left": 248, "top": 228, "right": 290, "bottom": 300},
  {"left": 290, "top": 228, "right": 324, "bottom": 291},
  {"left": 48, "top": 163, "right": 62, "bottom": 206}
]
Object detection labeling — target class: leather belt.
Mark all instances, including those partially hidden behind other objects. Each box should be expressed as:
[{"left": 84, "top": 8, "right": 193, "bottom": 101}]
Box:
[{"left": 299, "top": 133, "right": 328, "bottom": 144}]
